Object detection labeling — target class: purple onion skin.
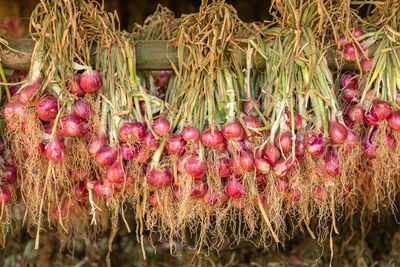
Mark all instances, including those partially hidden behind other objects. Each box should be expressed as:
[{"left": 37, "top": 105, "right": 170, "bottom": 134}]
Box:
[
  {"left": 364, "top": 127, "right": 377, "bottom": 158},
  {"left": 388, "top": 111, "right": 400, "bottom": 131},
  {"left": 305, "top": 133, "right": 327, "bottom": 156}
]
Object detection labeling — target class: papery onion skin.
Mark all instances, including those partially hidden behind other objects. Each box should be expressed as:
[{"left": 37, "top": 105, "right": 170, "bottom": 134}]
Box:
[
  {"left": 46, "top": 139, "right": 66, "bottom": 162},
  {"left": 226, "top": 176, "right": 245, "bottom": 198},
  {"left": 388, "top": 111, "right": 400, "bottom": 131},
  {"left": 185, "top": 156, "right": 207, "bottom": 178},
  {"left": 200, "top": 128, "right": 224, "bottom": 148},
  {"left": 152, "top": 117, "right": 171, "bottom": 136},
  {"left": 79, "top": 69, "right": 103, "bottom": 93},
  {"left": 329, "top": 121, "right": 348, "bottom": 144},
  {"left": 222, "top": 122, "right": 245, "bottom": 141},
  {"left": 36, "top": 95, "right": 58, "bottom": 122},
  {"left": 148, "top": 168, "right": 173, "bottom": 188},
  {"left": 263, "top": 142, "right": 280, "bottom": 166}
]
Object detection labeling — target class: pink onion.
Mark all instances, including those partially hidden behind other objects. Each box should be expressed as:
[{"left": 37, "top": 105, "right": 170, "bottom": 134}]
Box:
[
  {"left": 18, "top": 76, "right": 42, "bottom": 105},
  {"left": 79, "top": 69, "right": 103, "bottom": 93},
  {"left": 362, "top": 56, "right": 374, "bottom": 73},
  {"left": 106, "top": 159, "right": 126, "bottom": 184},
  {"left": 329, "top": 120, "right": 348, "bottom": 144},
  {"left": 222, "top": 122, "right": 244, "bottom": 141},
  {"left": 149, "top": 192, "right": 161, "bottom": 207},
  {"left": 118, "top": 122, "right": 145, "bottom": 143},
  {"left": 190, "top": 179, "right": 208, "bottom": 198},
  {"left": 36, "top": 95, "right": 58, "bottom": 122},
  {"left": 275, "top": 178, "right": 289, "bottom": 193},
  {"left": 305, "top": 133, "right": 327, "bottom": 156},
  {"left": 95, "top": 145, "right": 118, "bottom": 167},
  {"left": 242, "top": 115, "right": 263, "bottom": 137},
  {"left": 182, "top": 126, "right": 200, "bottom": 142},
  {"left": 200, "top": 128, "right": 224, "bottom": 148},
  {"left": 286, "top": 109, "right": 302, "bottom": 130},
  {"left": 202, "top": 190, "right": 227, "bottom": 206},
  {"left": 166, "top": 134, "right": 186, "bottom": 154},
  {"left": 121, "top": 143, "right": 138, "bottom": 160},
  {"left": 341, "top": 74, "right": 358, "bottom": 88},
  {"left": 148, "top": 168, "right": 173, "bottom": 188},
  {"left": 135, "top": 148, "right": 150, "bottom": 163},
  {"left": 185, "top": 156, "right": 207, "bottom": 178},
  {"left": 348, "top": 105, "right": 365, "bottom": 122},
  {"left": 66, "top": 76, "right": 84, "bottom": 96},
  {"left": 57, "top": 114, "right": 83, "bottom": 137},
  {"left": 9, "top": 85, "right": 19, "bottom": 97},
  {"left": 177, "top": 154, "right": 190, "bottom": 173},
  {"left": 312, "top": 185, "right": 328, "bottom": 201},
  {"left": 217, "top": 157, "right": 231, "bottom": 178},
  {"left": 0, "top": 185, "right": 11, "bottom": 204},
  {"left": 364, "top": 127, "right": 377, "bottom": 158},
  {"left": 324, "top": 149, "right": 340, "bottom": 176},
  {"left": 73, "top": 99, "right": 90, "bottom": 119},
  {"left": 94, "top": 180, "right": 113, "bottom": 201},
  {"left": 295, "top": 133, "right": 305, "bottom": 159},
  {"left": 75, "top": 181, "right": 88, "bottom": 198},
  {"left": 289, "top": 188, "right": 301, "bottom": 202},
  {"left": 338, "top": 35, "right": 348, "bottom": 49},
  {"left": 275, "top": 131, "right": 293, "bottom": 152},
  {"left": 4, "top": 101, "right": 26, "bottom": 128},
  {"left": 88, "top": 135, "right": 107, "bottom": 156},
  {"left": 3, "top": 166, "right": 17, "bottom": 184},
  {"left": 4, "top": 155, "right": 16, "bottom": 168},
  {"left": 344, "top": 44, "right": 362, "bottom": 62},
  {"left": 386, "top": 132, "right": 396, "bottom": 150},
  {"left": 388, "top": 111, "right": 400, "bottom": 131},
  {"left": 152, "top": 117, "right": 171, "bottom": 136},
  {"left": 141, "top": 131, "right": 160, "bottom": 151},
  {"left": 273, "top": 158, "right": 294, "bottom": 177},
  {"left": 226, "top": 176, "right": 244, "bottom": 198},
  {"left": 46, "top": 138, "right": 66, "bottom": 161},
  {"left": 364, "top": 110, "right": 379, "bottom": 126},
  {"left": 238, "top": 139, "right": 252, "bottom": 152},
  {"left": 342, "top": 84, "right": 358, "bottom": 103},
  {"left": 255, "top": 173, "right": 268, "bottom": 185},
  {"left": 243, "top": 100, "right": 261, "bottom": 116},
  {"left": 214, "top": 141, "right": 227, "bottom": 152},
  {"left": 345, "top": 129, "right": 360, "bottom": 151},
  {"left": 371, "top": 100, "right": 391, "bottom": 120},
  {"left": 263, "top": 142, "right": 280, "bottom": 166},
  {"left": 255, "top": 157, "right": 271, "bottom": 174},
  {"left": 231, "top": 151, "right": 254, "bottom": 175}
]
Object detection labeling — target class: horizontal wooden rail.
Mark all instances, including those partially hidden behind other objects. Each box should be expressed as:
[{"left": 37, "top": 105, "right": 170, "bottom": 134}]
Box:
[{"left": 0, "top": 38, "right": 358, "bottom": 71}]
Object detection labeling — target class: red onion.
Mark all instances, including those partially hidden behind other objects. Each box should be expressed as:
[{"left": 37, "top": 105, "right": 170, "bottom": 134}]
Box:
[
  {"left": 338, "top": 35, "right": 348, "bottom": 49},
  {"left": 226, "top": 176, "right": 244, "bottom": 198},
  {"left": 182, "top": 126, "right": 200, "bottom": 142},
  {"left": 152, "top": 117, "right": 171, "bottom": 136},
  {"left": 46, "top": 138, "right": 66, "bottom": 161},
  {"left": 324, "top": 149, "right": 340, "bottom": 176},
  {"left": 345, "top": 129, "right": 360, "bottom": 151},
  {"left": 88, "top": 135, "right": 107, "bottom": 156},
  {"left": 79, "top": 69, "right": 103, "bottom": 93},
  {"left": 364, "top": 127, "right": 377, "bottom": 159},
  {"left": 305, "top": 133, "right": 327, "bottom": 156},
  {"left": 200, "top": 128, "right": 224, "bottom": 148},
  {"left": 73, "top": 99, "right": 90, "bottom": 119},
  {"left": 341, "top": 74, "right": 358, "bottom": 88},
  {"left": 4, "top": 101, "right": 26, "bottom": 127},
  {"left": 118, "top": 122, "right": 145, "bottom": 143},
  {"left": 351, "top": 28, "right": 365, "bottom": 38},
  {"left": 275, "top": 131, "right": 293, "bottom": 152},
  {"left": 342, "top": 84, "right": 358, "bottom": 103},
  {"left": 75, "top": 181, "right": 88, "bottom": 198},
  {"left": 135, "top": 148, "right": 150, "bottom": 163},
  {"left": 238, "top": 139, "right": 252, "bottom": 152},
  {"left": 94, "top": 180, "right": 113, "bottom": 201},
  {"left": 202, "top": 190, "right": 227, "bottom": 206},
  {"left": 371, "top": 100, "right": 391, "bottom": 120},
  {"left": 242, "top": 115, "right": 263, "bottom": 137},
  {"left": 141, "top": 131, "right": 160, "bottom": 151},
  {"left": 0, "top": 185, "right": 11, "bottom": 204},
  {"left": 214, "top": 141, "right": 227, "bottom": 152},
  {"left": 312, "top": 185, "right": 328, "bottom": 201},
  {"left": 18, "top": 77, "right": 42, "bottom": 105},
  {"left": 386, "top": 132, "right": 396, "bottom": 150},
  {"left": 295, "top": 133, "right": 305, "bottom": 159},
  {"left": 329, "top": 120, "right": 348, "bottom": 144},
  {"left": 36, "top": 95, "right": 58, "bottom": 122},
  {"left": 243, "top": 100, "right": 261, "bottom": 116},
  {"left": 388, "top": 111, "right": 400, "bottom": 131},
  {"left": 190, "top": 179, "right": 208, "bottom": 198},
  {"left": 4, "top": 155, "right": 16, "bottom": 168},
  {"left": 362, "top": 56, "right": 373, "bottom": 72},
  {"left": 3, "top": 166, "right": 17, "bottom": 184},
  {"left": 286, "top": 109, "right": 302, "bottom": 130},
  {"left": 255, "top": 157, "right": 271, "bottom": 174},
  {"left": 273, "top": 158, "right": 294, "bottom": 177},
  {"left": 9, "top": 85, "right": 19, "bottom": 96},
  {"left": 348, "top": 105, "right": 365, "bottom": 122},
  {"left": 26, "top": 143, "right": 45, "bottom": 158},
  {"left": 66, "top": 76, "right": 84, "bottom": 96},
  {"left": 121, "top": 143, "right": 138, "bottom": 160},
  {"left": 154, "top": 71, "right": 172, "bottom": 88},
  {"left": 95, "top": 145, "right": 118, "bottom": 167},
  {"left": 185, "top": 156, "right": 207, "bottom": 178},
  {"left": 57, "top": 114, "right": 83, "bottom": 137},
  {"left": 148, "top": 168, "right": 173, "bottom": 188},
  {"left": 217, "top": 157, "right": 231, "bottom": 178},
  {"left": 231, "top": 151, "right": 254, "bottom": 175},
  {"left": 289, "top": 188, "right": 301, "bottom": 202},
  {"left": 364, "top": 110, "right": 379, "bottom": 126},
  {"left": 275, "top": 178, "right": 289, "bottom": 193},
  {"left": 255, "top": 173, "right": 268, "bottom": 185},
  {"left": 263, "top": 142, "right": 280, "bottom": 166},
  {"left": 166, "top": 134, "right": 186, "bottom": 154},
  {"left": 177, "top": 154, "right": 190, "bottom": 173},
  {"left": 222, "top": 122, "right": 245, "bottom": 141},
  {"left": 106, "top": 160, "right": 126, "bottom": 184},
  {"left": 344, "top": 44, "right": 362, "bottom": 62},
  {"left": 149, "top": 192, "right": 161, "bottom": 207}
]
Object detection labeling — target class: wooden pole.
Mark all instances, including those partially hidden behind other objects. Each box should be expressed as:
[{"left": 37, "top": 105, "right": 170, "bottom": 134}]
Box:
[{"left": 0, "top": 38, "right": 360, "bottom": 71}]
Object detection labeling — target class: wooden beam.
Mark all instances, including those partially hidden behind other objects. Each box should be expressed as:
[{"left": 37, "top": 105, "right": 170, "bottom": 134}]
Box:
[{"left": 0, "top": 38, "right": 359, "bottom": 71}]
